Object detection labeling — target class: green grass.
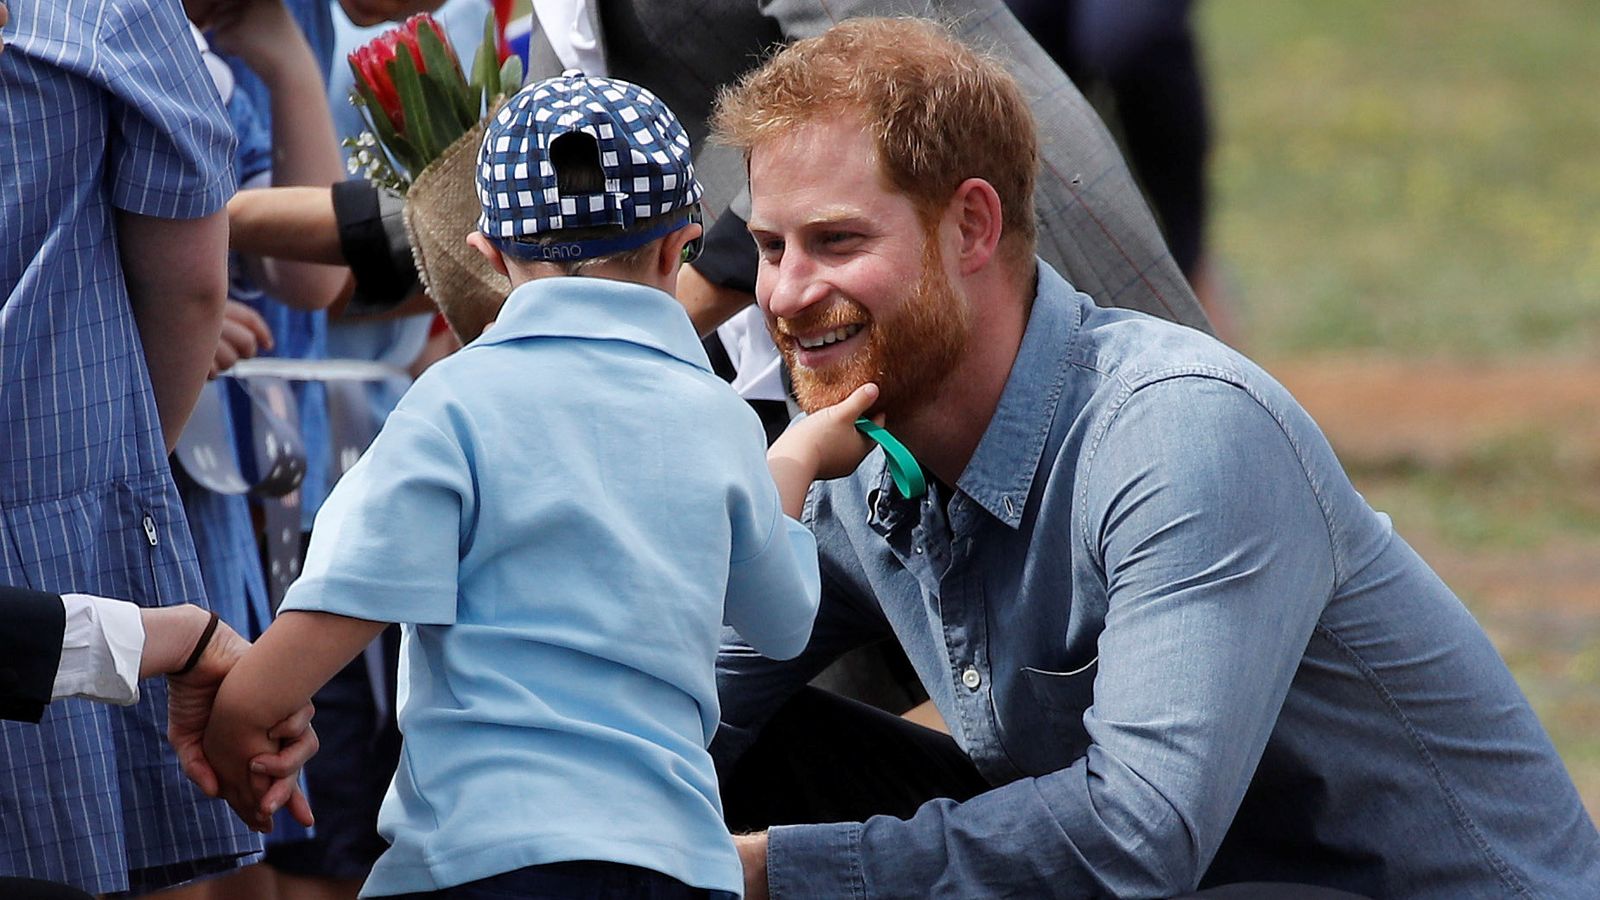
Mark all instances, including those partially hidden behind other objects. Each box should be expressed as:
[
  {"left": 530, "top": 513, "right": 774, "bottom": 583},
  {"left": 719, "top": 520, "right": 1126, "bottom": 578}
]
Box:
[
  {"left": 1201, "top": 0, "right": 1600, "bottom": 357},
  {"left": 1348, "top": 430, "right": 1600, "bottom": 548}
]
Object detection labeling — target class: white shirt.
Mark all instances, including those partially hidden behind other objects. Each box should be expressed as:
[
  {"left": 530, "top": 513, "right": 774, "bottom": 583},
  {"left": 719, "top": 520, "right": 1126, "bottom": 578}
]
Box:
[
  {"left": 51, "top": 594, "right": 145, "bottom": 706},
  {"left": 531, "top": 0, "right": 606, "bottom": 76},
  {"left": 717, "top": 305, "right": 789, "bottom": 402}
]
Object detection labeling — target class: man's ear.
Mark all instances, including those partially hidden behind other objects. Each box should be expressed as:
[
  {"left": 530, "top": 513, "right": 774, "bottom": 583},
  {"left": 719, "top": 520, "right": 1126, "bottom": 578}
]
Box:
[
  {"left": 946, "top": 178, "right": 1004, "bottom": 276},
  {"left": 657, "top": 221, "right": 704, "bottom": 279},
  {"left": 467, "top": 232, "right": 510, "bottom": 277}
]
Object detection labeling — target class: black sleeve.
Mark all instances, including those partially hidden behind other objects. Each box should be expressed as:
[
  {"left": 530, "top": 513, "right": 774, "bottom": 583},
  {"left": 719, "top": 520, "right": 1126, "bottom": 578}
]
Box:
[
  {"left": 0, "top": 585, "right": 67, "bottom": 723},
  {"left": 332, "top": 179, "right": 421, "bottom": 316},
  {"left": 689, "top": 206, "right": 758, "bottom": 295}
]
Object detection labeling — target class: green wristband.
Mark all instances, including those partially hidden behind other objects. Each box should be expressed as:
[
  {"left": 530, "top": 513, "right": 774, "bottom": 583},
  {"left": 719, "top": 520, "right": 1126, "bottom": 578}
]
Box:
[{"left": 855, "top": 418, "right": 927, "bottom": 500}]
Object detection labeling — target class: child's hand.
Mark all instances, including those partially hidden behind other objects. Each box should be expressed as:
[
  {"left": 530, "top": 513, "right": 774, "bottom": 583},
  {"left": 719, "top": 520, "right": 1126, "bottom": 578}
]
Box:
[
  {"left": 211, "top": 300, "right": 274, "bottom": 377},
  {"left": 770, "top": 382, "right": 881, "bottom": 482},
  {"left": 194, "top": 645, "right": 312, "bottom": 832},
  {"left": 766, "top": 383, "right": 880, "bottom": 519}
]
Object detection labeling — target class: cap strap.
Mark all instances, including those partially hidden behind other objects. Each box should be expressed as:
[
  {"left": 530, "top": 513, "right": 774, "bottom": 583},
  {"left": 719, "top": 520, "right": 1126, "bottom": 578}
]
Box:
[{"left": 495, "top": 207, "right": 696, "bottom": 263}]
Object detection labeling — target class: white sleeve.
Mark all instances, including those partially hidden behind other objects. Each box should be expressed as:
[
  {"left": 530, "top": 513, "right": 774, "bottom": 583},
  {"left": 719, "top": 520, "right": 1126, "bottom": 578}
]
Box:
[{"left": 50, "top": 594, "right": 146, "bottom": 706}]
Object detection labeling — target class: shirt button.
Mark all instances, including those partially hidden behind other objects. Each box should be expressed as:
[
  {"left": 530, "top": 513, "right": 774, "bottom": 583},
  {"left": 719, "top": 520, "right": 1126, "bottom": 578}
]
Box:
[{"left": 961, "top": 666, "right": 982, "bottom": 690}]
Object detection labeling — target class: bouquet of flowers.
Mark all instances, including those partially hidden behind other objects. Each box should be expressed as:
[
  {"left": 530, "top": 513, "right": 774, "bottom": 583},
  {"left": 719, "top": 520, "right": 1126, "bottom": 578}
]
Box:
[
  {"left": 346, "top": 12, "right": 523, "bottom": 191},
  {"left": 345, "top": 11, "right": 524, "bottom": 340}
]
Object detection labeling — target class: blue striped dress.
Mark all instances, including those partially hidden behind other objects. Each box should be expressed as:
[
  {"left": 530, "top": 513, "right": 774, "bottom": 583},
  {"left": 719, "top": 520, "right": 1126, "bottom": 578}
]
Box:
[{"left": 0, "top": 0, "right": 262, "bottom": 892}]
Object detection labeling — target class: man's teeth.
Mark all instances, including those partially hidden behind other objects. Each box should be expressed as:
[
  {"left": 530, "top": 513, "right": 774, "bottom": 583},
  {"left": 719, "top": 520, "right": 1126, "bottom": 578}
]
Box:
[{"left": 797, "top": 323, "right": 863, "bottom": 350}]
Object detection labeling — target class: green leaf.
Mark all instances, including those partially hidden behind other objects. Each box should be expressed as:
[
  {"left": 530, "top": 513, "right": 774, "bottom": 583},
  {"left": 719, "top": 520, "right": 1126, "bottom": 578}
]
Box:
[
  {"left": 417, "top": 20, "right": 475, "bottom": 132},
  {"left": 417, "top": 74, "right": 467, "bottom": 157},
  {"left": 498, "top": 54, "right": 524, "bottom": 98},
  {"left": 470, "top": 10, "right": 500, "bottom": 116},
  {"left": 389, "top": 50, "right": 441, "bottom": 163},
  {"left": 350, "top": 84, "right": 422, "bottom": 176}
]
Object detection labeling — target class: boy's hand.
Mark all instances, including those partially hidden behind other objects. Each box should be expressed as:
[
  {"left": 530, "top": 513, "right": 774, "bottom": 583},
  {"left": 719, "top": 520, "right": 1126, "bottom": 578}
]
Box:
[
  {"left": 770, "top": 382, "right": 880, "bottom": 481},
  {"left": 211, "top": 300, "right": 274, "bottom": 377},
  {"left": 199, "top": 678, "right": 289, "bottom": 832},
  {"left": 765, "top": 383, "right": 879, "bottom": 520},
  {"left": 172, "top": 622, "right": 317, "bottom": 831}
]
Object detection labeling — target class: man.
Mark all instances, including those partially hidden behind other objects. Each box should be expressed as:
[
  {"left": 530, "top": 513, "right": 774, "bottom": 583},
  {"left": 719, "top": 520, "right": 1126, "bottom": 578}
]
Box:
[
  {"left": 709, "top": 17, "right": 1600, "bottom": 899},
  {"left": 1, "top": 0, "right": 267, "bottom": 892}
]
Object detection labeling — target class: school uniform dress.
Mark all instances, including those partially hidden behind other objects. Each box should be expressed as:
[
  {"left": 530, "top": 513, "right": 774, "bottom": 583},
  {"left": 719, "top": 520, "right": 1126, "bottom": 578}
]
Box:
[{"left": 0, "top": 0, "right": 260, "bottom": 892}]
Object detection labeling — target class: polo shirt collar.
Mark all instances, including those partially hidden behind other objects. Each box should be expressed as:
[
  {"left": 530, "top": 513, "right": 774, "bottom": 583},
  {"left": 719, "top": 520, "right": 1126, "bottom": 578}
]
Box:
[
  {"left": 477, "top": 275, "right": 712, "bottom": 373},
  {"left": 956, "top": 261, "right": 1083, "bottom": 529}
]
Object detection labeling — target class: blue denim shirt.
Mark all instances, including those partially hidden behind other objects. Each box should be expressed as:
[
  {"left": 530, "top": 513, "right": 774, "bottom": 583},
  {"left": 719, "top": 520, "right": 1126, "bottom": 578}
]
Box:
[{"left": 714, "top": 262, "right": 1600, "bottom": 898}]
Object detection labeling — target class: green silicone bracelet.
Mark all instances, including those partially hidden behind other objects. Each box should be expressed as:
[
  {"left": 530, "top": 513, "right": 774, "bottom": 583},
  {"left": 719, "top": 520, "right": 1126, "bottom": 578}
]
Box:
[{"left": 855, "top": 418, "right": 927, "bottom": 500}]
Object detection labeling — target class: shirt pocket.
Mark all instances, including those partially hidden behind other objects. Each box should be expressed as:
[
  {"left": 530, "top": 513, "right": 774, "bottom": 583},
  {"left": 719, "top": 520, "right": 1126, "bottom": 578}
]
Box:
[{"left": 1020, "top": 659, "right": 1098, "bottom": 766}]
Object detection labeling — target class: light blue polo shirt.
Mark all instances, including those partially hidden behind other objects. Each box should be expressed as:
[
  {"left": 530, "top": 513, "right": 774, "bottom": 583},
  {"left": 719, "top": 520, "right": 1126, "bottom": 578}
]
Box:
[{"left": 280, "top": 275, "right": 820, "bottom": 897}]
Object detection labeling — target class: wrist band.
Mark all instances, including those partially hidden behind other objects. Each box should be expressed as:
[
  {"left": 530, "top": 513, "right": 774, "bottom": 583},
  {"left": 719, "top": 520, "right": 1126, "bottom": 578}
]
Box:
[
  {"left": 855, "top": 418, "right": 927, "bottom": 500},
  {"left": 174, "top": 611, "right": 220, "bottom": 677}
]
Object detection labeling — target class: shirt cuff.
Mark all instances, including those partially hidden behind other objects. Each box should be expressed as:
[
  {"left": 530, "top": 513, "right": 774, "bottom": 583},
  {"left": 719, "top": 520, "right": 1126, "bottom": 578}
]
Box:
[
  {"left": 52, "top": 594, "right": 146, "bottom": 706},
  {"left": 767, "top": 821, "right": 866, "bottom": 899}
]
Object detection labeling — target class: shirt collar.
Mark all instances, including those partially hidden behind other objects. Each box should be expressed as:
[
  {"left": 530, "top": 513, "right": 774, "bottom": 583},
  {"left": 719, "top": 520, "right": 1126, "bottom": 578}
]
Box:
[
  {"left": 955, "top": 261, "right": 1084, "bottom": 529},
  {"left": 476, "top": 275, "right": 712, "bottom": 373}
]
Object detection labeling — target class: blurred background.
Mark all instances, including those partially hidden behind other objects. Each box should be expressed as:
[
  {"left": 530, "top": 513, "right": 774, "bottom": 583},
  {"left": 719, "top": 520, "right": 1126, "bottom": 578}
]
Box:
[{"left": 1197, "top": 0, "right": 1599, "bottom": 814}]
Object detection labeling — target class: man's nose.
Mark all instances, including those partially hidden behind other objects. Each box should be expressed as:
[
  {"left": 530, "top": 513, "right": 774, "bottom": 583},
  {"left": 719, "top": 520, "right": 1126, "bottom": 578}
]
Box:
[{"left": 760, "top": 252, "right": 830, "bottom": 320}]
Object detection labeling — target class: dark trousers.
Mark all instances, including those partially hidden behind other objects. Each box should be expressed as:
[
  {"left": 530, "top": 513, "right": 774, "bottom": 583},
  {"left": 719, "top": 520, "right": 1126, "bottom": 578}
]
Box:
[
  {"left": 0, "top": 879, "right": 93, "bottom": 900},
  {"left": 720, "top": 687, "right": 1368, "bottom": 900},
  {"left": 387, "top": 860, "right": 728, "bottom": 899}
]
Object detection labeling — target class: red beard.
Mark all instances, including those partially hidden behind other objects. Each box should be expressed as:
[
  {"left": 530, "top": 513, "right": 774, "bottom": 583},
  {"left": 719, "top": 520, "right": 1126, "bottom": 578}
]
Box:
[{"left": 774, "top": 233, "right": 971, "bottom": 416}]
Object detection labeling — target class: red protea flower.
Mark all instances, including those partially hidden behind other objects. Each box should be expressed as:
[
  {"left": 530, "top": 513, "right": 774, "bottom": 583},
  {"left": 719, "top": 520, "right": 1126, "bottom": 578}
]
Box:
[
  {"left": 394, "top": 14, "right": 431, "bottom": 71},
  {"left": 344, "top": 10, "right": 521, "bottom": 186},
  {"left": 349, "top": 39, "right": 403, "bottom": 129}
]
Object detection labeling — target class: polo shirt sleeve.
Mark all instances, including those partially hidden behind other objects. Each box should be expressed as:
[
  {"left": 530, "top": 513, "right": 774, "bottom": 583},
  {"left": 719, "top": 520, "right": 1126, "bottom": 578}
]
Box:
[
  {"left": 722, "top": 464, "right": 821, "bottom": 661},
  {"left": 96, "top": 0, "right": 237, "bottom": 219},
  {"left": 281, "top": 409, "right": 475, "bottom": 625}
]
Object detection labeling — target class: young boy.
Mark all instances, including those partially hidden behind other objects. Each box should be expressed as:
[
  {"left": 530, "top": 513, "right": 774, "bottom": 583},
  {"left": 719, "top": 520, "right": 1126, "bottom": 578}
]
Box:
[{"left": 201, "top": 72, "right": 878, "bottom": 898}]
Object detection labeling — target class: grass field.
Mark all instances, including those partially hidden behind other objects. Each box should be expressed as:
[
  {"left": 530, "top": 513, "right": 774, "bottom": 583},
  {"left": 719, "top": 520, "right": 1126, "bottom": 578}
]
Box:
[
  {"left": 1203, "top": 0, "right": 1600, "bottom": 357},
  {"left": 1200, "top": 1, "right": 1600, "bottom": 814}
]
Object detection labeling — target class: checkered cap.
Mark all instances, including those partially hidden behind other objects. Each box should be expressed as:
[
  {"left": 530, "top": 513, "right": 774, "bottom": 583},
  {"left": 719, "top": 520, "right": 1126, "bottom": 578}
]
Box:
[{"left": 476, "top": 70, "right": 704, "bottom": 245}]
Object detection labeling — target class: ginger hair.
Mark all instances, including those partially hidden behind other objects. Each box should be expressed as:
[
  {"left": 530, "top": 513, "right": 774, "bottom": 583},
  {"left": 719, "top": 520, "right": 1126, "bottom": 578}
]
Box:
[{"left": 711, "top": 17, "right": 1039, "bottom": 269}]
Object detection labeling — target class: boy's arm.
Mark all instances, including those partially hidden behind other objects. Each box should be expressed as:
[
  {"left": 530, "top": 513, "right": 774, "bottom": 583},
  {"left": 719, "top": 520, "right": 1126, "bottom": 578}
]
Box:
[
  {"left": 204, "top": 610, "right": 385, "bottom": 829},
  {"left": 721, "top": 383, "right": 881, "bottom": 660}
]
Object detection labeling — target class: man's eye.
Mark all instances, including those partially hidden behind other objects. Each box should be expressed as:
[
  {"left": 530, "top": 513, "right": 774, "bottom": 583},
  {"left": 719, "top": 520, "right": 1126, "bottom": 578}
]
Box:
[
  {"left": 815, "top": 232, "right": 866, "bottom": 254},
  {"left": 757, "top": 239, "right": 785, "bottom": 259}
]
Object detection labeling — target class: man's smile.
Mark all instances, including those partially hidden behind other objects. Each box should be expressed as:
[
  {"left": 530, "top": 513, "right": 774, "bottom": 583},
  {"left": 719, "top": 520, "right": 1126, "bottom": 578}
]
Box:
[
  {"left": 795, "top": 323, "right": 865, "bottom": 351},
  {"left": 787, "top": 322, "right": 868, "bottom": 369}
]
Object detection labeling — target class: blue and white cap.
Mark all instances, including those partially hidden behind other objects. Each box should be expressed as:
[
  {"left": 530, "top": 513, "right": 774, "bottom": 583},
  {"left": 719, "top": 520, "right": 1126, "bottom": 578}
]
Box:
[{"left": 476, "top": 70, "right": 704, "bottom": 261}]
